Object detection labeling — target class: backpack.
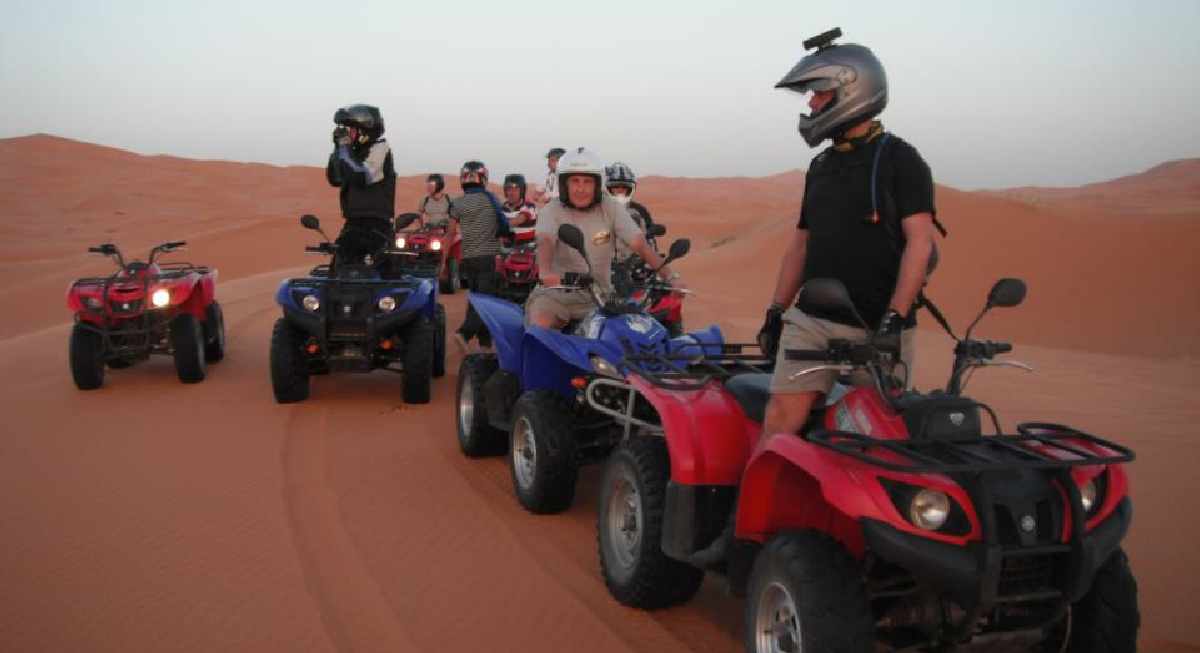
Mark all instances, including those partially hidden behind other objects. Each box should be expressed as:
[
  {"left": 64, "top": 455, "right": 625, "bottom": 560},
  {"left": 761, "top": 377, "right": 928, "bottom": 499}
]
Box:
[{"left": 871, "top": 133, "right": 954, "bottom": 333}]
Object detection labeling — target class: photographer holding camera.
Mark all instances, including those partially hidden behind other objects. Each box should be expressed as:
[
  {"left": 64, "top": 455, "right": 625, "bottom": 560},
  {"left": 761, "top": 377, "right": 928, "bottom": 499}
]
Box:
[{"left": 325, "top": 104, "right": 397, "bottom": 264}]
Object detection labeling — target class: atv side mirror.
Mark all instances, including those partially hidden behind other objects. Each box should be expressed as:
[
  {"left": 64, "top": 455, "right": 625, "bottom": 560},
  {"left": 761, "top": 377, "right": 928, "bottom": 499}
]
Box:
[
  {"left": 666, "top": 238, "right": 690, "bottom": 261},
  {"left": 557, "top": 224, "right": 588, "bottom": 258},
  {"left": 300, "top": 214, "right": 320, "bottom": 231},
  {"left": 987, "top": 278, "right": 1026, "bottom": 308},
  {"left": 799, "top": 278, "right": 868, "bottom": 327},
  {"left": 647, "top": 223, "right": 667, "bottom": 238},
  {"left": 395, "top": 212, "right": 419, "bottom": 231}
]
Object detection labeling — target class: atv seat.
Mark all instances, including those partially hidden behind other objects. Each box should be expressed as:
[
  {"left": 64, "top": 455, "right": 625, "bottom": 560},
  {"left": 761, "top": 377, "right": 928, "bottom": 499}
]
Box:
[
  {"left": 725, "top": 373, "right": 848, "bottom": 427},
  {"left": 725, "top": 373, "right": 772, "bottom": 424}
]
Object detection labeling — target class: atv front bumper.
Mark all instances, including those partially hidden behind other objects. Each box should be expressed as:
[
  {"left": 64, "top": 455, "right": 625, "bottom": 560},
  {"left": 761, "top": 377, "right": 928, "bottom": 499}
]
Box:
[{"left": 861, "top": 496, "right": 1131, "bottom": 607}]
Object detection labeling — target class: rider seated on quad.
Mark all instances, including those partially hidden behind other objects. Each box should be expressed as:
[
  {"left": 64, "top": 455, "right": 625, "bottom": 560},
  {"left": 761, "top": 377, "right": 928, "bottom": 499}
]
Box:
[
  {"left": 416, "top": 173, "right": 452, "bottom": 229},
  {"left": 326, "top": 104, "right": 397, "bottom": 265},
  {"left": 606, "top": 161, "right": 659, "bottom": 295},
  {"left": 501, "top": 173, "right": 538, "bottom": 245},
  {"left": 528, "top": 147, "right": 686, "bottom": 329}
]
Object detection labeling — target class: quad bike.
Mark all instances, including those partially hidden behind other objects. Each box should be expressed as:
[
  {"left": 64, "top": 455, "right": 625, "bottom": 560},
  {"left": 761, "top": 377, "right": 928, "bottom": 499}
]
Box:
[
  {"left": 66, "top": 240, "right": 224, "bottom": 389},
  {"left": 596, "top": 278, "right": 1139, "bottom": 652},
  {"left": 455, "top": 223, "right": 725, "bottom": 515},
  {"left": 270, "top": 214, "right": 446, "bottom": 405},
  {"left": 393, "top": 212, "right": 464, "bottom": 294},
  {"left": 494, "top": 229, "right": 539, "bottom": 305},
  {"left": 612, "top": 222, "right": 684, "bottom": 337}
]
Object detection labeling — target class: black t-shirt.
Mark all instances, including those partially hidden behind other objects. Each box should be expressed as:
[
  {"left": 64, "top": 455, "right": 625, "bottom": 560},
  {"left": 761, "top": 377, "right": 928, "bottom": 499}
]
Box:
[{"left": 796, "top": 134, "right": 935, "bottom": 328}]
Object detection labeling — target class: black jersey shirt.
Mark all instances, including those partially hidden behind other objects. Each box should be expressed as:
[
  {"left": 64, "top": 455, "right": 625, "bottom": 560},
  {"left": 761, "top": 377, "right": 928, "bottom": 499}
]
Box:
[{"left": 796, "top": 134, "right": 935, "bottom": 328}]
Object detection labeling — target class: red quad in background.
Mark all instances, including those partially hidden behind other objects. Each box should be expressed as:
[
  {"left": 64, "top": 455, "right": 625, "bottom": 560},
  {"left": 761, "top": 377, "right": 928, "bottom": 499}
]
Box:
[
  {"left": 393, "top": 212, "right": 464, "bottom": 294},
  {"left": 613, "top": 222, "right": 684, "bottom": 337},
  {"left": 494, "top": 223, "right": 539, "bottom": 305},
  {"left": 65, "top": 241, "right": 225, "bottom": 389},
  {"left": 595, "top": 278, "right": 1139, "bottom": 653}
]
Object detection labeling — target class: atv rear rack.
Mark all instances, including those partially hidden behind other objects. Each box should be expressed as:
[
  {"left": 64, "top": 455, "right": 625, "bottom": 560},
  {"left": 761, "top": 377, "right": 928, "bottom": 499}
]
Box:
[
  {"left": 805, "top": 422, "right": 1135, "bottom": 474},
  {"left": 621, "top": 343, "right": 774, "bottom": 391}
]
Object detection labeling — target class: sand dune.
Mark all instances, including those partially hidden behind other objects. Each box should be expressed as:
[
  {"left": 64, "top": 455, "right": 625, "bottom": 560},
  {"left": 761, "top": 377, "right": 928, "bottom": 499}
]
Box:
[{"left": 1, "top": 134, "right": 1197, "bottom": 651}]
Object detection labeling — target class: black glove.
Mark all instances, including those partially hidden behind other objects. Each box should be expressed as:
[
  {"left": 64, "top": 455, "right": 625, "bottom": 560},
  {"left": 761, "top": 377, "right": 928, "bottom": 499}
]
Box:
[
  {"left": 757, "top": 304, "right": 785, "bottom": 359},
  {"left": 874, "top": 309, "right": 903, "bottom": 357}
]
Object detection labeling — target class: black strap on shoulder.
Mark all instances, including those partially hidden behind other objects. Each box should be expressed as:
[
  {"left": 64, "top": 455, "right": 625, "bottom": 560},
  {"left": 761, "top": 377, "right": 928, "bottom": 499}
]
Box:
[{"left": 873, "top": 132, "right": 957, "bottom": 339}]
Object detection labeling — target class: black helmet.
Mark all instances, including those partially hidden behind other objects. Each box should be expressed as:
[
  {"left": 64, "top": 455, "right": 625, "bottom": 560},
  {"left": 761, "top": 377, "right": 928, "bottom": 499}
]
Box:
[
  {"left": 503, "top": 173, "right": 527, "bottom": 200},
  {"left": 460, "top": 160, "right": 489, "bottom": 190},
  {"left": 426, "top": 173, "right": 445, "bottom": 193},
  {"left": 775, "top": 29, "right": 887, "bottom": 147},
  {"left": 333, "top": 104, "right": 385, "bottom": 141},
  {"left": 605, "top": 162, "right": 637, "bottom": 201},
  {"left": 546, "top": 147, "right": 566, "bottom": 159}
]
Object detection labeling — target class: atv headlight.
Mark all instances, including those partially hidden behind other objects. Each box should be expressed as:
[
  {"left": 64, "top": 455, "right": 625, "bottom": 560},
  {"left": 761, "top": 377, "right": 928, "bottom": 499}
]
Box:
[
  {"left": 151, "top": 289, "right": 170, "bottom": 308},
  {"left": 430, "top": 239, "right": 443, "bottom": 251},
  {"left": 378, "top": 296, "right": 397, "bottom": 312},
  {"left": 302, "top": 294, "right": 320, "bottom": 312},
  {"left": 85, "top": 297, "right": 103, "bottom": 309},
  {"left": 1080, "top": 478, "right": 1098, "bottom": 513},
  {"left": 395, "top": 236, "right": 406, "bottom": 249},
  {"left": 910, "top": 489, "right": 951, "bottom": 531},
  {"left": 590, "top": 355, "right": 622, "bottom": 379}
]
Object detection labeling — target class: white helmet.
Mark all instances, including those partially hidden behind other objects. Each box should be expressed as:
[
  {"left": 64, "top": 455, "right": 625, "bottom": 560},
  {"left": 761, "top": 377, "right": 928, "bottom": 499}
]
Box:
[{"left": 557, "top": 147, "right": 606, "bottom": 210}]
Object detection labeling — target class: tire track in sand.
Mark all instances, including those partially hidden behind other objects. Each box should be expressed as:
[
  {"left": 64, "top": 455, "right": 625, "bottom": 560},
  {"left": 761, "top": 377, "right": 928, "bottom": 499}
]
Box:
[{"left": 280, "top": 393, "right": 421, "bottom": 653}]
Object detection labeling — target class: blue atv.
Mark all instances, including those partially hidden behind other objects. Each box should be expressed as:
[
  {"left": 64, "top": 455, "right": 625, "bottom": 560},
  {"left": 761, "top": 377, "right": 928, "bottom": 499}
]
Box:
[
  {"left": 455, "top": 223, "right": 724, "bottom": 514},
  {"left": 270, "top": 214, "right": 446, "bottom": 404}
]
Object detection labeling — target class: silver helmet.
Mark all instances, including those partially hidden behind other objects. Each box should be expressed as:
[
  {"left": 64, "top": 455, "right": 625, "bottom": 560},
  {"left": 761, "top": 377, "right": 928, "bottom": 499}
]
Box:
[
  {"left": 605, "top": 162, "right": 637, "bottom": 205},
  {"left": 775, "top": 29, "right": 887, "bottom": 147}
]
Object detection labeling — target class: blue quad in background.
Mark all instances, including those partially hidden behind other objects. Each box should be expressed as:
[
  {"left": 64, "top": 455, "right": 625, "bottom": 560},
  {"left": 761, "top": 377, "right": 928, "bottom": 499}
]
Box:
[
  {"left": 270, "top": 214, "right": 446, "bottom": 405},
  {"left": 455, "top": 223, "right": 726, "bottom": 514}
]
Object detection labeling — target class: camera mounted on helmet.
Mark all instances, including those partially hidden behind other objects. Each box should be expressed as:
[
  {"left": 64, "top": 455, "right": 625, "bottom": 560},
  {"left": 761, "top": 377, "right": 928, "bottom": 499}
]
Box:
[
  {"left": 460, "top": 160, "right": 489, "bottom": 190},
  {"left": 775, "top": 28, "right": 888, "bottom": 147},
  {"left": 802, "top": 27, "right": 842, "bottom": 52},
  {"left": 557, "top": 147, "right": 606, "bottom": 211}
]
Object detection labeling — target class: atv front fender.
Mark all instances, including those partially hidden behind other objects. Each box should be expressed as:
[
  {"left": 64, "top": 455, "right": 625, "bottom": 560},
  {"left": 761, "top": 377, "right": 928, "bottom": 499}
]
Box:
[
  {"left": 627, "top": 374, "right": 757, "bottom": 485},
  {"left": 736, "top": 435, "right": 980, "bottom": 557},
  {"left": 468, "top": 293, "right": 526, "bottom": 370}
]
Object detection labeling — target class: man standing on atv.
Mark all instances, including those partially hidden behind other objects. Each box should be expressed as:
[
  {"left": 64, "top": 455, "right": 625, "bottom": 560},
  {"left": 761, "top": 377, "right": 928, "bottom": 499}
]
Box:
[
  {"left": 416, "top": 173, "right": 452, "bottom": 227},
  {"left": 533, "top": 147, "right": 566, "bottom": 205},
  {"left": 527, "top": 148, "right": 686, "bottom": 329},
  {"left": 447, "top": 160, "right": 511, "bottom": 353},
  {"left": 501, "top": 173, "right": 538, "bottom": 238},
  {"left": 756, "top": 33, "right": 936, "bottom": 450},
  {"left": 325, "top": 104, "right": 397, "bottom": 265}
]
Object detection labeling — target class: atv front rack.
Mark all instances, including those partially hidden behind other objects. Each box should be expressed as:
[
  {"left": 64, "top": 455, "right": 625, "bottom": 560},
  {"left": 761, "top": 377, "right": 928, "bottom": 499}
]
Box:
[
  {"left": 621, "top": 343, "right": 774, "bottom": 391},
  {"left": 72, "top": 267, "right": 209, "bottom": 354},
  {"left": 805, "top": 422, "right": 1135, "bottom": 474}
]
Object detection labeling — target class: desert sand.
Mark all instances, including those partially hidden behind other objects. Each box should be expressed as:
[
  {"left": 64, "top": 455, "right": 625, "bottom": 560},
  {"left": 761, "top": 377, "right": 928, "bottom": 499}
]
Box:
[{"left": 1, "top": 134, "right": 1197, "bottom": 651}]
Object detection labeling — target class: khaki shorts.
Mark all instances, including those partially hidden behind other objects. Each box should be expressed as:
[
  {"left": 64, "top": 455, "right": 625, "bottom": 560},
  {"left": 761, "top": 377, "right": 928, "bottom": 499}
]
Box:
[
  {"left": 769, "top": 308, "right": 916, "bottom": 394},
  {"left": 524, "top": 286, "right": 595, "bottom": 326}
]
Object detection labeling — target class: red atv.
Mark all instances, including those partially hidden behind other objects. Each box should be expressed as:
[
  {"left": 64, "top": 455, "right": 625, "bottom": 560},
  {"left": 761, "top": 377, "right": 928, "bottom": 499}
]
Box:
[
  {"left": 613, "top": 223, "right": 684, "bottom": 336},
  {"left": 394, "top": 212, "right": 463, "bottom": 294},
  {"left": 494, "top": 229, "right": 539, "bottom": 304},
  {"left": 66, "top": 241, "right": 224, "bottom": 389},
  {"left": 596, "top": 278, "right": 1139, "bottom": 652}
]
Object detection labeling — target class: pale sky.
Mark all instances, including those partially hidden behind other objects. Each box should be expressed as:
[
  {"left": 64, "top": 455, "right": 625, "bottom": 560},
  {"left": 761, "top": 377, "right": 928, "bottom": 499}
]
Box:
[{"left": 2, "top": 0, "right": 1198, "bottom": 189}]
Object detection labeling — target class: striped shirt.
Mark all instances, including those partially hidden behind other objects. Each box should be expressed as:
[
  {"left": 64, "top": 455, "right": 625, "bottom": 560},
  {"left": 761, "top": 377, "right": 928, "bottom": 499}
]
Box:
[{"left": 450, "top": 193, "right": 502, "bottom": 259}]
